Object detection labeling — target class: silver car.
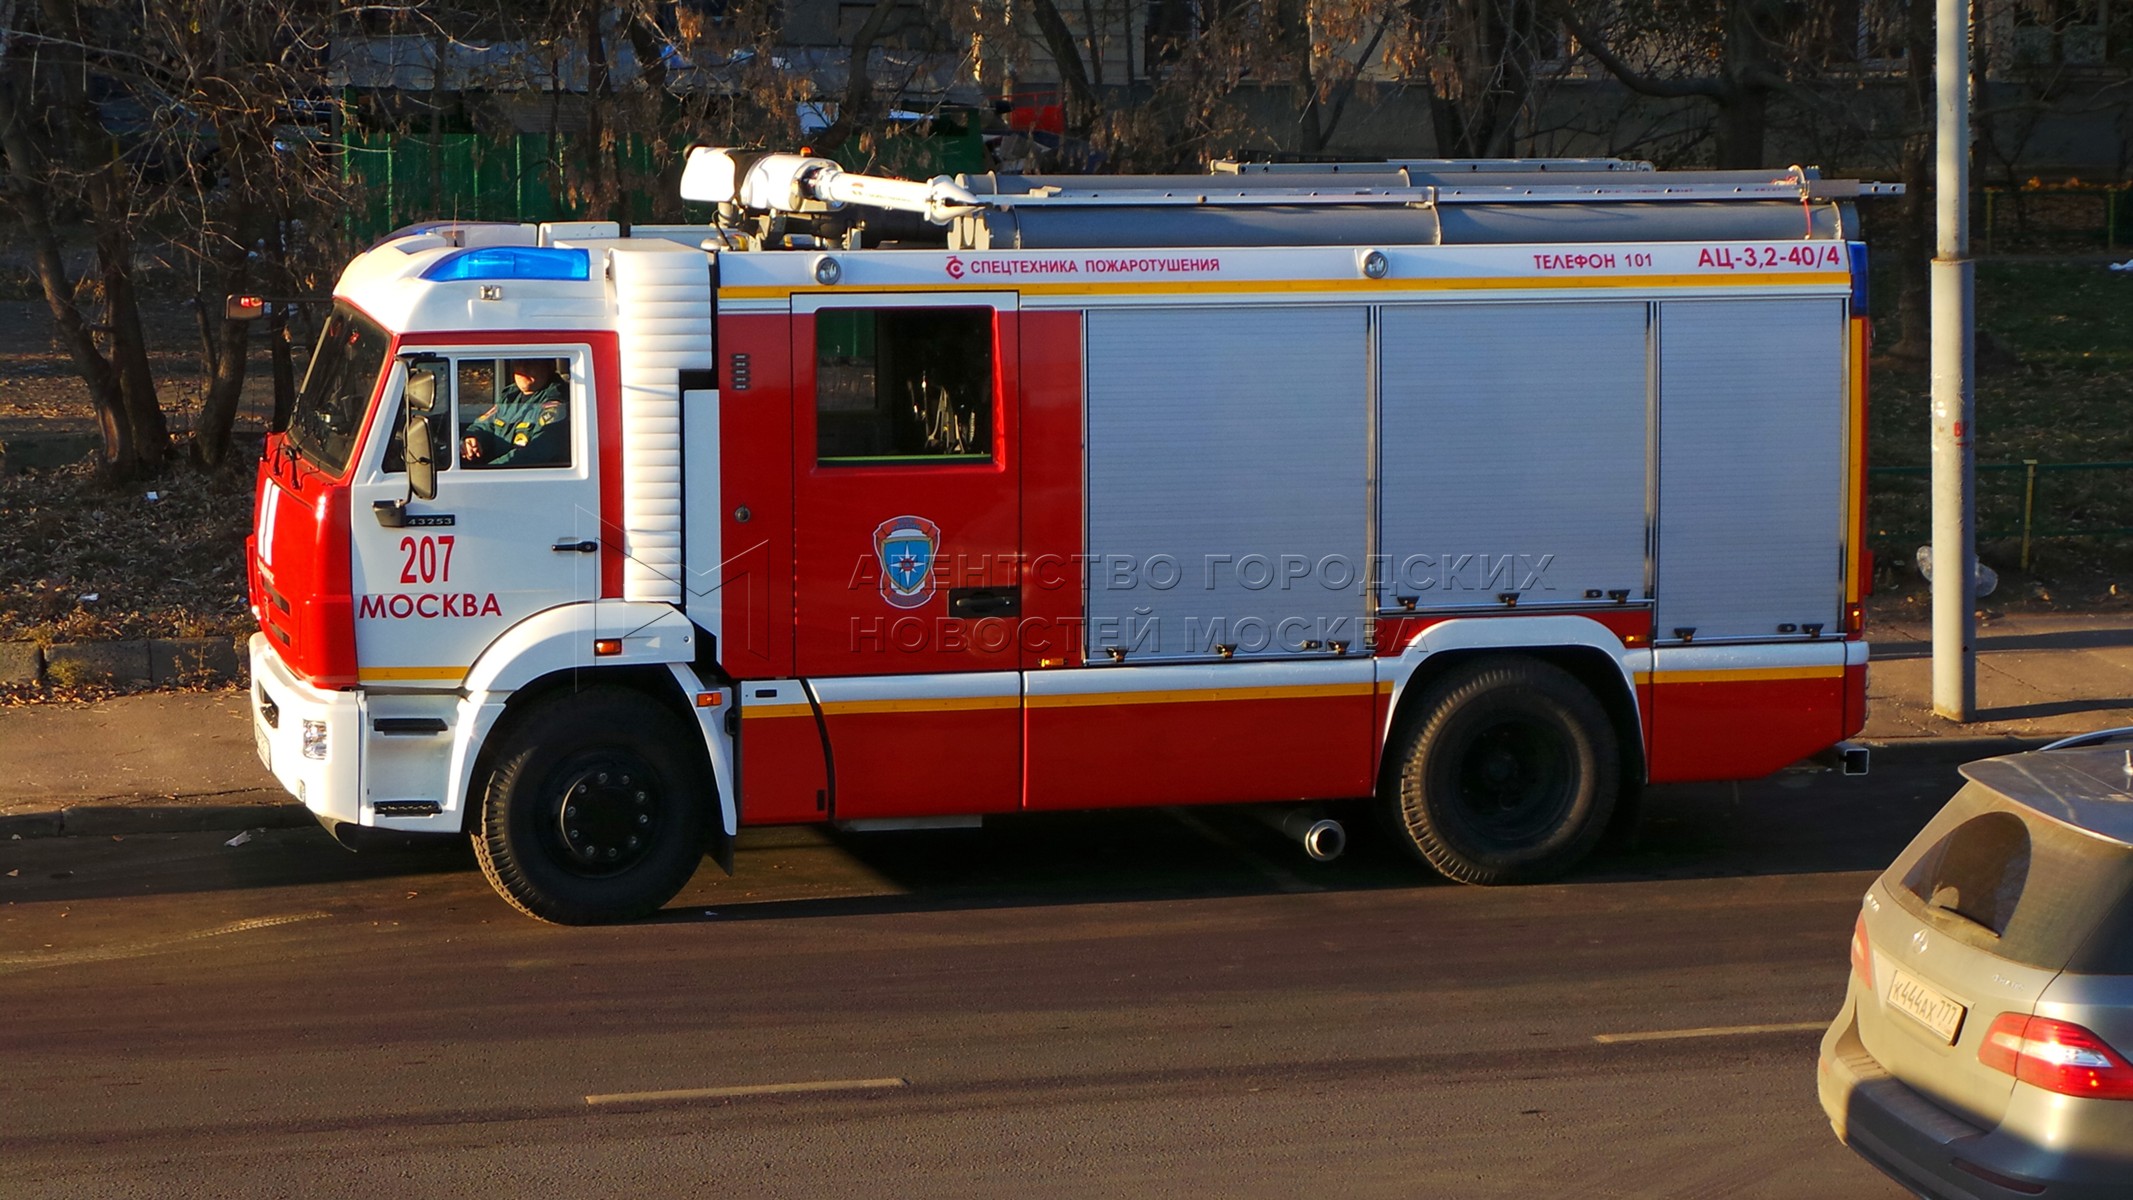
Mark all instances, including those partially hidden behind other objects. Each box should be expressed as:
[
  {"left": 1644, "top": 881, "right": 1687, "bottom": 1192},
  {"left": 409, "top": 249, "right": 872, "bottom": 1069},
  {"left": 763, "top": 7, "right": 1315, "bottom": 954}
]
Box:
[{"left": 1820, "top": 732, "right": 2133, "bottom": 1198}]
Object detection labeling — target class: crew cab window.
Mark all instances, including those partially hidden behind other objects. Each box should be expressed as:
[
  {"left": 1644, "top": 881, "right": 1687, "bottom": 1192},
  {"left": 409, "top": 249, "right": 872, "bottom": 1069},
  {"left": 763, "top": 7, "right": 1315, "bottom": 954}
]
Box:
[{"left": 816, "top": 307, "right": 993, "bottom": 465}]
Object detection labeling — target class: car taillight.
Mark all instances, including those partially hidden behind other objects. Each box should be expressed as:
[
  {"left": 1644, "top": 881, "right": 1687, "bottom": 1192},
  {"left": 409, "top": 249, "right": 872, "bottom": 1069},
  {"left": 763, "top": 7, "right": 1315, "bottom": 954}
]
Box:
[
  {"left": 1850, "top": 913, "right": 1873, "bottom": 991},
  {"left": 1978, "top": 1013, "right": 2133, "bottom": 1100}
]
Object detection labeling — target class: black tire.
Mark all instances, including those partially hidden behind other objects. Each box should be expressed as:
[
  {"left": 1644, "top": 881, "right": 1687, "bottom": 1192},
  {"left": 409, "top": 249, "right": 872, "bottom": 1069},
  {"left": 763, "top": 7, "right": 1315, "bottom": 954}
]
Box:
[
  {"left": 472, "top": 687, "right": 709, "bottom": 924},
  {"left": 1387, "top": 657, "right": 1618, "bottom": 885}
]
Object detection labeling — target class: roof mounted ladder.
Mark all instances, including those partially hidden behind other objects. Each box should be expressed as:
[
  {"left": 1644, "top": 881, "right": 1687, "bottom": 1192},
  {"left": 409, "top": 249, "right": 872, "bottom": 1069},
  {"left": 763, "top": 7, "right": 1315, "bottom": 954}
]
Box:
[{"left": 967, "top": 169, "right": 1902, "bottom": 211}]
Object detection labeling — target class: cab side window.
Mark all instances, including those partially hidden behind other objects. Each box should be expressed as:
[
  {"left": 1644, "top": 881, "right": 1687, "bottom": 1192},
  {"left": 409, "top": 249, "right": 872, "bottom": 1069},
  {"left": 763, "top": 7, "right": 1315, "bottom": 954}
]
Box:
[
  {"left": 816, "top": 308, "right": 993, "bottom": 464},
  {"left": 458, "top": 357, "right": 573, "bottom": 469}
]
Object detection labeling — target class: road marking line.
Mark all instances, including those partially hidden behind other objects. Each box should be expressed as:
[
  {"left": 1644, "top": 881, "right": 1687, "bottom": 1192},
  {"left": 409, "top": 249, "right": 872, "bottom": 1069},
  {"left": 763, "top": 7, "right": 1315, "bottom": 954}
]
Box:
[
  {"left": 1593, "top": 1021, "right": 1827, "bottom": 1044},
  {"left": 585, "top": 1077, "right": 910, "bottom": 1107},
  {"left": 0, "top": 911, "right": 331, "bottom": 975}
]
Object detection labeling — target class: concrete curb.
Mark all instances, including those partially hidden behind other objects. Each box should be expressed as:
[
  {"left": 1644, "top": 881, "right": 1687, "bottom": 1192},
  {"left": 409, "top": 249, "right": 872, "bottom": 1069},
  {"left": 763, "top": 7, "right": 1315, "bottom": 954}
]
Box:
[
  {"left": 1, "top": 636, "right": 247, "bottom": 688},
  {"left": 0, "top": 794, "right": 313, "bottom": 840},
  {"left": 1859, "top": 735, "right": 2057, "bottom": 765}
]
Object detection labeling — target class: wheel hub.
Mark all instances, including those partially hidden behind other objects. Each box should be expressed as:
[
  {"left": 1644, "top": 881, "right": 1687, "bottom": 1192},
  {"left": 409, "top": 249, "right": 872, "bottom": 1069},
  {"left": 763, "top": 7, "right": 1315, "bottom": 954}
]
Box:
[
  {"left": 1453, "top": 719, "right": 1572, "bottom": 839},
  {"left": 553, "top": 761, "right": 659, "bottom": 873}
]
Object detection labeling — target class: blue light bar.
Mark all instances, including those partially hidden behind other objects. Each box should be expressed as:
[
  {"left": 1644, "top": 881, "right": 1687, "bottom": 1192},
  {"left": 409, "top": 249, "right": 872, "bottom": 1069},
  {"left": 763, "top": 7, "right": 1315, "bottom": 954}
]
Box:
[
  {"left": 1847, "top": 241, "right": 1870, "bottom": 315},
  {"left": 421, "top": 247, "right": 591, "bottom": 283}
]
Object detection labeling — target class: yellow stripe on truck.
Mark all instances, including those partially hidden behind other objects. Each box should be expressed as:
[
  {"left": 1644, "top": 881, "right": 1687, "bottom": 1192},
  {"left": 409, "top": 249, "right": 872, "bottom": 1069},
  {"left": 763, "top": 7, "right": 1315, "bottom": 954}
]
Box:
[
  {"left": 743, "top": 685, "right": 1374, "bottom": 717},
  {"left": 1028, "top": 682, "right": 1375, "bottom": 709},
  {"left": 818, "top": 695, "right": 1017, "bottom": 717},
  {"left": 1635, "top": 666, "right": 1846, "bottom": 685},
  {"left": 740, "top": 703, "right": 815, "bottom": 720},
  {"left": 358, "top": 665, "right": 466, "bottom": 682}
]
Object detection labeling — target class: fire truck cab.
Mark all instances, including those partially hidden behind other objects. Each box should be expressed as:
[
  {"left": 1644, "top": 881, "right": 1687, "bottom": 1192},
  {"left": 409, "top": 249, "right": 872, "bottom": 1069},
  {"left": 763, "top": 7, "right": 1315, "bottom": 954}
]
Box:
[{"left": 249, "top": 150, "right": 1889, "bottom": 923}]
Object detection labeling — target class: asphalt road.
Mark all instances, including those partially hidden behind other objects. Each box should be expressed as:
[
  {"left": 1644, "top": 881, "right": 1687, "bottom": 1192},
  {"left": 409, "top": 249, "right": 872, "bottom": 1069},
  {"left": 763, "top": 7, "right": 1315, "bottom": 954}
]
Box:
[{"left": 0, "top": 756, "right": 1968, "bottom": 1198}]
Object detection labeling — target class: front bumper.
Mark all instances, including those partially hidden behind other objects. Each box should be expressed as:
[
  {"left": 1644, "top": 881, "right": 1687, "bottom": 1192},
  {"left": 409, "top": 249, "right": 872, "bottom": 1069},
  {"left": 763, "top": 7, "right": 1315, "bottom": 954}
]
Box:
[
  {"left": 249, "top": 633, "right": 362, "bottom": 829},
  {"left": 1819, "top": 991, "right": 2131, "bottom": 1200}
]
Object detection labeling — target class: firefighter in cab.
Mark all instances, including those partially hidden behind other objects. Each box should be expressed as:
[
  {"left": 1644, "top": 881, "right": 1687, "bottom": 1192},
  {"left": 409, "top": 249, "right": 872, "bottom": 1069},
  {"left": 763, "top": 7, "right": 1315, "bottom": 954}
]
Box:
[{"left": 463, "top": 358, "right": 568, "bottom": 467}]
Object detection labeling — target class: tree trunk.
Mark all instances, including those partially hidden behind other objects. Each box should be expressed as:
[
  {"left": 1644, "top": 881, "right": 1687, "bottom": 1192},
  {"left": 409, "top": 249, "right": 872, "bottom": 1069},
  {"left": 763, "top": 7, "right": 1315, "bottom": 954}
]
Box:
[
  {"left": 1276, "top": 0, "right": 1329, "bottom": 156},
  {"left": 0, "top": 73, "right": 137, "bottom": 472},
  {"left": 581, "top": 1, "right": 620, "bottom": 224},
  {"left": 192, "top": 310, "right": 251, "bottom": 468},
  {"left": 811, "top": 0, "right": 898, "bottom": 156},
  {"left": 1028, "top": 0, "right": 1101, "bottom": 142},
  {"left": 90, "top": 171, "right": 170, "bottom": 474},
  {"left": 1714, "top": 86, "right": 1767, "bottom": 169},
  {"left": 5, "top": 0, "right": 167, "bottom": 478},
  {"left": 1430, "top": 0, "right": 1536, "bottom": 159},
  {"left": 20, "top": 200, "right": 136, "bottom": 472},
  {"left": 190, "top": 65, "right": 281, "bottom": 469}
]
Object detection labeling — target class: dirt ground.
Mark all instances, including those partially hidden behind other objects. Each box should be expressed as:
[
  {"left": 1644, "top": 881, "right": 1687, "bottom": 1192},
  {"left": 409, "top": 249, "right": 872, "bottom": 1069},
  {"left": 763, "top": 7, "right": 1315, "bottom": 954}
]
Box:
[{"left": 0, "top": 294, "right": 292, "bottom": 675}]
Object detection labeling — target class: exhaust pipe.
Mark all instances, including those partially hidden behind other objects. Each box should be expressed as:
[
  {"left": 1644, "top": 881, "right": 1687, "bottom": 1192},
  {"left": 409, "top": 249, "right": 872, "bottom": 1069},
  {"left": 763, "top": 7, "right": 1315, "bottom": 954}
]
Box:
[
  {"left": 1804, "top": 741, "right": 1871, "bottom": 776},
  {"left": 1256, "top": 807, "right": 1346, "bottom": 862}
]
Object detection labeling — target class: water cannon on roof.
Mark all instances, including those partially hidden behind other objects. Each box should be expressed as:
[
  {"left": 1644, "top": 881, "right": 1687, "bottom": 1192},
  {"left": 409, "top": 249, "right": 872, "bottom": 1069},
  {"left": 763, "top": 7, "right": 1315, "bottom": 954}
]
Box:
[{"left": 680, "top": 147, "right": 980, "bottom": 226}]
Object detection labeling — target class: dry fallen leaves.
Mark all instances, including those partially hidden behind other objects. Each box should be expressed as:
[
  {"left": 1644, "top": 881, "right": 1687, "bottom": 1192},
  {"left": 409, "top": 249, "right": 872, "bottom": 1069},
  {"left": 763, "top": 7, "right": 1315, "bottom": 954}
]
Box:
[{"left": 0, "top": 459, "right": 252, "bottom": 646}]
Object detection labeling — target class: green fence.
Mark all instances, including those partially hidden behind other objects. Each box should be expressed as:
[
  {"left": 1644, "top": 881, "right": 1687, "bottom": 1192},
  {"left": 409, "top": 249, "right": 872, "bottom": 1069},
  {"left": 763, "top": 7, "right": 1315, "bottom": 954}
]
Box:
[
  {"left": 1868, "top": 461, "right": 2133, "bottom": 565},
  {"left": 338, "top": 116, "right": 987, "bottom": 242},
  {"left": 338, "top": 131, "right": 675, "bottom": 240},
  {"left": 1979, "top": 187, "right": 2133, "bottom": 255}
]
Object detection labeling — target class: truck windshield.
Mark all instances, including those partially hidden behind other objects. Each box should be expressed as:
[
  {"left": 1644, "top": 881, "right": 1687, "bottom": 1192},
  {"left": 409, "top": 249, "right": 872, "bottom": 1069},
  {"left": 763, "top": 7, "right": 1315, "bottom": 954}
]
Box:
[{"left": 287, "top": 303, "right": 390, "bottom": 475}]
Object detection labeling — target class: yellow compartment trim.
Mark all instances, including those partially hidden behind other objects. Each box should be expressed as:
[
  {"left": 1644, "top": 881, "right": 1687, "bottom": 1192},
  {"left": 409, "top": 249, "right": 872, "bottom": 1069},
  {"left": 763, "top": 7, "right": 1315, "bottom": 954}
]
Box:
[
  {"left": 1028, "top": 681, "right": 1375, "bottom": 709},
  {"left": 740, "top": 702, "right": 815, "bottom": 720},
  {"left": 357, "top": 665, "right": 465, "bottom": 682},
  {"left": 1635, "top": 665, "right": 1847, "bottom": 685},
  {"left": 817, "top": 695, "right": 1019, "bottom": 717}
]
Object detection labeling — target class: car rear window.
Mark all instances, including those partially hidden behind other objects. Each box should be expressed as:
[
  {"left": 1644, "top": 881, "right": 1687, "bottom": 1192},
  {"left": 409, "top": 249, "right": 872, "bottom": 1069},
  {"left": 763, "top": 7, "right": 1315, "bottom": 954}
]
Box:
[{"left": 1886, "top": 781, "right": 2133, "bottom": 972}]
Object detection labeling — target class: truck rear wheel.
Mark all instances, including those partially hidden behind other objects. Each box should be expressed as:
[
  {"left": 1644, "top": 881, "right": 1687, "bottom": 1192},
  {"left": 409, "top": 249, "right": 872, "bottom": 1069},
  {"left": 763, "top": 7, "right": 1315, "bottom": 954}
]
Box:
[
  {"left": 1387, "top": 657, "right": 1618, "bottom": 885},
  {"left": 473, "top": 688, "right": 708, "bottom": 924}
]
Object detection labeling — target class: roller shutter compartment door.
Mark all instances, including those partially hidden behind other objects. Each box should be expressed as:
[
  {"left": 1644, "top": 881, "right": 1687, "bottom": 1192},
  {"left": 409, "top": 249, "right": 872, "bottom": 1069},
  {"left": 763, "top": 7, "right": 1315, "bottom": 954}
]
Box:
[
  {"left": 1084, "top": 306, "right": 1369, "bottom": 662},
  {"left": 1655, "top": 299, "right": 1846, "bottom": 643},
  {"left": 1378, "top": 302, "right": 1650, "bottom": 610}
]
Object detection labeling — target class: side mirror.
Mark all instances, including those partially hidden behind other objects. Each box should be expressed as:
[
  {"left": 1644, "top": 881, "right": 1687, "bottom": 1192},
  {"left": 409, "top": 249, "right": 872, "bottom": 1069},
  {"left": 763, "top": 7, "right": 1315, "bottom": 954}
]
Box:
[
  {"left": 406, "top": 412, "right": 438, "bottom": 500},
  {"left": 405, "top": 365, "right": 438, "bottom": 414}
]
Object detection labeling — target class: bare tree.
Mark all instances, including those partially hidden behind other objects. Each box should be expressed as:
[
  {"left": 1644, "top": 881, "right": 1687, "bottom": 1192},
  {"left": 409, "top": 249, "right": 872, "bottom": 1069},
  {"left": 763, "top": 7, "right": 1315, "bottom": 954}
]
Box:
[
  {"left": 1392, "top": 0, "right": 1556, "bottom": 158},
  {"left": 1, "top": 0, "right": 173, "bottom": 478},
  {"left": 979, "top": 0, "right": 1559, "bottom": 171},
  {"left": 1562, "top": 0, "right": 1801, "bottom": 168},
  {"left": 0, "top": 0, "right": 357, "bottom": 474},
  {"left": 153, "top": 1, "right": 351, "bottom": 465}
]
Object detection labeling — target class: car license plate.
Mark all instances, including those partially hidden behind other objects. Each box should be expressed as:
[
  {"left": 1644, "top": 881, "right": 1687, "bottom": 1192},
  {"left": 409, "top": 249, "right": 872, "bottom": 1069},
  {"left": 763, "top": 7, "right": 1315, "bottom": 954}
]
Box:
[
  {"left": 254, "top": 716, "right": 271, "bottom": 772},
  {"left": 1888, "top": 968, "right": 1967, "bottom": 1044}
]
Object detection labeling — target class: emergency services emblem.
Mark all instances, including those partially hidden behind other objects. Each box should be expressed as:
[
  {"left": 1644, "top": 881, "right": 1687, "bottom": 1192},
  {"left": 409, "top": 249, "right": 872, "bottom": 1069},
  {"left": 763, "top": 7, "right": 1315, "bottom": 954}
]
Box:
[{"left": 873, "top": 515, "right": 941, "bottom": 609}]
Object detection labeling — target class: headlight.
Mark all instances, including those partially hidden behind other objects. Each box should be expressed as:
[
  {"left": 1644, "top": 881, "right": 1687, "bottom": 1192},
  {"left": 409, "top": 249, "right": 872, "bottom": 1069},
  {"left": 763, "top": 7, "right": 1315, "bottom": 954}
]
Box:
[{"left": 301, "top": 719, "right": 330, "bottom": 760}]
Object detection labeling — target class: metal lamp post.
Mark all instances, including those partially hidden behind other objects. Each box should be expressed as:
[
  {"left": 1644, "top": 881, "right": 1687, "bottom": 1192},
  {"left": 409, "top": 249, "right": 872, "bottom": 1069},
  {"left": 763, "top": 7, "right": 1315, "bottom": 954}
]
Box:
[{"left": 1932, "top": 0, "right": 1977, "bottom": 721}]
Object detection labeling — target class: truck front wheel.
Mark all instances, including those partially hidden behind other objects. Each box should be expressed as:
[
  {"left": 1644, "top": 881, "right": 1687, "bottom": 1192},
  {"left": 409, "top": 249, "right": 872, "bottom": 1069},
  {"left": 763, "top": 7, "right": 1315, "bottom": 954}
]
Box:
[
  {"left": 473, "top": 688, "right": 708, "bottom": 924},
  {"left": 1387, "top": 657, "right": 1618, "bottom": 885}
]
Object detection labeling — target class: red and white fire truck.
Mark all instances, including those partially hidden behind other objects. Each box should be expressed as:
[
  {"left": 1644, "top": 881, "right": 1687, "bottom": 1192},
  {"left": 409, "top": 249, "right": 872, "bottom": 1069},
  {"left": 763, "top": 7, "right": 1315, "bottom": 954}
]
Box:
[{"left": 248, "top": 149, "right": 1889, "bottom": 923}]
